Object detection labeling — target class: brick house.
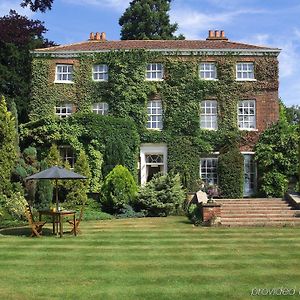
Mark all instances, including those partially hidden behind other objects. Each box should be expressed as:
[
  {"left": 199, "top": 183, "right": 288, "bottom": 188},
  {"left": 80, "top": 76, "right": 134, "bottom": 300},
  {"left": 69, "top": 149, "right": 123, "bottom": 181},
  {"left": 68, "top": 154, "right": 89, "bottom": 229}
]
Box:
[{"left": 31, "top": 30, "right": 280, "bottom": 197}]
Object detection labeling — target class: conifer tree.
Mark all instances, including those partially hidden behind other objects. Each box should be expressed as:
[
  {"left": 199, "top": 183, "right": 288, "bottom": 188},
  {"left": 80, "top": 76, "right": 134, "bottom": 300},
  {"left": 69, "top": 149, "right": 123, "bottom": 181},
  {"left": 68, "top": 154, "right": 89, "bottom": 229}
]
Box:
[
  {"left": 45, "top": 144, "right": 62, "bottom": 167},
  {"left": 119, "top": 0, "right": 184, "bottom": 40},
  {"left": 66, "top": 150, "right": 91, "bottom": 206},
  {"left": 0, "top": 96, "right": 17, "bottom": 195}
]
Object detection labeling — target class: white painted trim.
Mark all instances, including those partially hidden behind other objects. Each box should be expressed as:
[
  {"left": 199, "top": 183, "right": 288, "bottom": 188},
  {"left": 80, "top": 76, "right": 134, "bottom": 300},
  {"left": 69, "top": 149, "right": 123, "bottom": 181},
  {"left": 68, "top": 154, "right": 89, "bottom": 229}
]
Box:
[
  {"left": 241, "top": 151, "right": 255, "bottom": 154},
  {"left": 32, "top": 48, "right": 280, "bottom": 58},
  {"left": 140, "top": 143, "right": 167, "bottom": 185}
]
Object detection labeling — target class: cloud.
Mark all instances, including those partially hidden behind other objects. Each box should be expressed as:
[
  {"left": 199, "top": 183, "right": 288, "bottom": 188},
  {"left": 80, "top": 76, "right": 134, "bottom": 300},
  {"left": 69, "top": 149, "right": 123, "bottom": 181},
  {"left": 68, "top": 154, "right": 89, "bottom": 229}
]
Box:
[
  {"left": 170, "top": 7, "right": 265, "bottom": 39},
  {"left": 62, "top": 0, "right": 130, "bottom": 12},
  {"left": 0, "top": 0, "right": 34, "bottom": 17}
]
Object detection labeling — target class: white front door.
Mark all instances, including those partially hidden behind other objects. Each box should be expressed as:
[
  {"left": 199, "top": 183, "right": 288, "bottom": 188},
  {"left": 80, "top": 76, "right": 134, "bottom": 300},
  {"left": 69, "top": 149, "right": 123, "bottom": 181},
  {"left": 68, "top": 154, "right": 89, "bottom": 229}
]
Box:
[
  {"left": 140, "top": 144, "right": 167, "bottom": 185},
  {"left": 243, "top": 154, "right": 256, "bottom": 197}
]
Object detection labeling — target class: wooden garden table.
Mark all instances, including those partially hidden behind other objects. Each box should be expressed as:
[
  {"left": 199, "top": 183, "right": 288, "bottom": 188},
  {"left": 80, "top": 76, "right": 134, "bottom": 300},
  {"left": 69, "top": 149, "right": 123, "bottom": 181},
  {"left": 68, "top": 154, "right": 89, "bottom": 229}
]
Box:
[{"left": 38, "top": 210, "right": 76, "bottom": 238}]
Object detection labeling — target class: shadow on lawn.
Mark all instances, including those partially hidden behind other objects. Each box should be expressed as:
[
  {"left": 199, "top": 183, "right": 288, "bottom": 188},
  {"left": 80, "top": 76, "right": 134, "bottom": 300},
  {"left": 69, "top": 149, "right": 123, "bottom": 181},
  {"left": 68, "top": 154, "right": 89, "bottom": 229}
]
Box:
[{"left": 0, "top": 227, "right": 54, "bottom": 237}]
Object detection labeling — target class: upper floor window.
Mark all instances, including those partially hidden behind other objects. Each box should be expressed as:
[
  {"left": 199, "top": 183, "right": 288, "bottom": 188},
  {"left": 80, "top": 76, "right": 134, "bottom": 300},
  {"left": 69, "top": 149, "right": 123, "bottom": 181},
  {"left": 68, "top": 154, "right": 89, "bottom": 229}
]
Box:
[
  {"left": 238, "top": 100, "right": 256, "bottom": 130},
  {"left": 200, "top": 100, "right": 218, "bottom": 130},
  {"left": 199, "top": 63, "right": 217, "bottom": 80},
  {"left": 146, "top": 63, "right": 164, "bottom": 81},
  {"left": 236, "top": 63, "right": 255, "bottom": 80},
  {"left": 59, "top": 146, "right": 75, "bottom": 169},
  {"left": 200, "top": 158, "right": 218, "bottom": 185},
  {"left": 147, "top": 100, "right": 163, "bottom": 130},
  {"left": 55, "top": 64, "right": 73, "bottom": 83},
  {"left": 93, "top": 64, "right": 108, "bottom": 81},
  {"left": 92, "top": 102, "right": 109, "bottom": 115},
  {"left": 55, "top": 103, "right": 73, "bottom": 118}
]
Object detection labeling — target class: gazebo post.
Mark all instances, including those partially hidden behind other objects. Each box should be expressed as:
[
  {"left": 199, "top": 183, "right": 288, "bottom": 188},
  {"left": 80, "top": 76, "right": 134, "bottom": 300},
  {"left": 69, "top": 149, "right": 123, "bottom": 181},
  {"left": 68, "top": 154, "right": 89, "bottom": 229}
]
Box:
[{"left": 55, "top": 179, "right": 59, "bottom": 211}]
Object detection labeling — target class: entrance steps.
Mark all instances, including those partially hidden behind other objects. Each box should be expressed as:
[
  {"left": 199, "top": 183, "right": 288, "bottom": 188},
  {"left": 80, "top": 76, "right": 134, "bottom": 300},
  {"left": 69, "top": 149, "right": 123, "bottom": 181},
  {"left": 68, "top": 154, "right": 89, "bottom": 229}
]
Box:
[{"left": 215, "top": 198, "right": 300, "bottom": 227}]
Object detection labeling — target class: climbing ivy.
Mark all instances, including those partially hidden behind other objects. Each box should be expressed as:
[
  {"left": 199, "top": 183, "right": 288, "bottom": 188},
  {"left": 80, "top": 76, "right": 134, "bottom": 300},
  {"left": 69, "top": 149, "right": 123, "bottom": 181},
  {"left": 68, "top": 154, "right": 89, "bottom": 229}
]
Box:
[{"left": 24, "top": 51, "right": 279, "bottom": 192}]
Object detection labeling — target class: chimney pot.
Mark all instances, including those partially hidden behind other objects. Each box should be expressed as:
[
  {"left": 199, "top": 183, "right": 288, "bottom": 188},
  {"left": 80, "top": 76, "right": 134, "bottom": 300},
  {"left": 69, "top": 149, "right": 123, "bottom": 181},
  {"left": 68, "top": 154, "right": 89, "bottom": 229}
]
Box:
[
  {"left": 89, "top": 32, "right": 95, "bottom": 40},
  {"left": 215, "top": 30, "right": 220, "bottom": 38},
  {"left": 95, "top": 32, "right": 101, "bottom": 40},
  {"left": 220, "top": 30, "right": 225, "bottom": 38},
  {"left": 208, "top": 30, "right": 214, "bottom": 38},
  {"left": 101, "top": 32, "right": 106, "bottom": 41}
]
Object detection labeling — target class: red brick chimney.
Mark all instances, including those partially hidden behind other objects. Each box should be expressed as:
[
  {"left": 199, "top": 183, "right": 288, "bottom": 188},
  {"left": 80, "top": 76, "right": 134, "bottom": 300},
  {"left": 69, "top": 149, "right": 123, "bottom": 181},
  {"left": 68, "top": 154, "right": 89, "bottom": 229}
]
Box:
[{"left": 206, "top": 30, "right": 228, "bottom": 41}]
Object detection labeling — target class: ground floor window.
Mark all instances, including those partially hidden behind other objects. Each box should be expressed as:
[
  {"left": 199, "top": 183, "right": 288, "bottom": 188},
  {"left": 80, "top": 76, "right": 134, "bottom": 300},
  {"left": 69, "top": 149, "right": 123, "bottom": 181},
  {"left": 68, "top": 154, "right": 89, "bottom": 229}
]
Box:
[
  {"left": 200, "top": 158, "right": 218, "bottom": 185},
  {"left": 59, "top": 146, "right": 75, "bottom": 168},
  {"left": 140, "top": 144, "right": 167, "bottom": 185}
]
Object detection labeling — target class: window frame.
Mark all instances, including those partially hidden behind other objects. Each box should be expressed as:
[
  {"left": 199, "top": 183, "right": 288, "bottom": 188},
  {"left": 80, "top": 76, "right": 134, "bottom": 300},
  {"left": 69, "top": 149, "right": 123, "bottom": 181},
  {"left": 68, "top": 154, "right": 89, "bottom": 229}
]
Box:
[
  {"left": 236, "top": 62, "right": 256, "bottom": 81},
  {"left": 200, "top": 157, "right": 218, "bottom": 185},
  {"left": 147, "top": 100, "right": 163, "bottom": 130},
  {"left": 199, "top": 62, "right": 217, "bottom": 80},
  {"left": 54, "top": 103, "right": 73, "bottom": 118},
  {"left": 145, "top": 63, "right": 164, "bottom": 81},
  {"left": 237, "top": 100, "right": 257, "bottom": 131},
  {"left": 200, "top": 100, "right": 218, "bottom": 130},
  {"left": 92, "top": 102, "right": 109, "bottom": 115},
  {"left": 55, "top": 64, "right": 74, "bottom": 83},
  {"left": 59, "top": 146, "right": 76, "bottom": 169},
  {"left": 92, "top": 64, "right": 108, "bottom": 82}
]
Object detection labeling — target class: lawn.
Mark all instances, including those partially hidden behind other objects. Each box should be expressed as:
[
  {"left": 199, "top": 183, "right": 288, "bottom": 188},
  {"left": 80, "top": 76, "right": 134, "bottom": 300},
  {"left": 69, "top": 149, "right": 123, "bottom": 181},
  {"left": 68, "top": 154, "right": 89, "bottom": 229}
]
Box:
[{"left": 1, "top": 217, "right": 300, "bottom": 300}]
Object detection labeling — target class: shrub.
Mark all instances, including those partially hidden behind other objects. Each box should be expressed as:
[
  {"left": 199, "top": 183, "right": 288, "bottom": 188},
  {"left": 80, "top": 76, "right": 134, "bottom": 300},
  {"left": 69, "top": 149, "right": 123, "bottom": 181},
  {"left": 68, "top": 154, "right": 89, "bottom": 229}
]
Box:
[
  {"left": 186, "top": 203, "right": 201, "bottom": 226},
  {"left": 218, "top": 144, "right": 244, "bottom": 198},
  {"left": 0, "top": 192, "right": 27, "bottom": 220},
  {"left": 261, "top": 172, "right": 288, "bottom": 198},
  {"left": 101, "top": 165, "right": 138, "bottom": 214},
  {"left": 133, "top": 173, "right": 185, "bottom": 217},
  {"left": 116, "top": 204, "right": 145, "bottom": 219}
]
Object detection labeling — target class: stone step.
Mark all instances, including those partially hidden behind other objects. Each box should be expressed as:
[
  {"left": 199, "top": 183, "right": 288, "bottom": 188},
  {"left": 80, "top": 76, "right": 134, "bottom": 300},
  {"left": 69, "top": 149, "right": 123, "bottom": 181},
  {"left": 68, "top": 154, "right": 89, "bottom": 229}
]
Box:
[
  {"left": 221, "top": 221, "right": 300, "bottom": 227},
  {"left": 221, "top": 213, "right": 299, "bottom": 218}
]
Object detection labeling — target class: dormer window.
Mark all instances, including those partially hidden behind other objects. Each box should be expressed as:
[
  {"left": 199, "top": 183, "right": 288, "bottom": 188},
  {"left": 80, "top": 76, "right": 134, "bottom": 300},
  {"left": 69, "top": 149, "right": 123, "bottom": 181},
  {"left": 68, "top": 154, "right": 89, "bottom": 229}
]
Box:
[
  {"left": 236, "top": 63, "right": 255, "bottom": 80},
  {"left": 55, "top": 64, "right": 73, "bottom": 83},
  {"left": 146, "top": 63, "right": 164, "bottom": 81},
  {"left": 199, "top": 63, "right": 217, "bottom": 80}
]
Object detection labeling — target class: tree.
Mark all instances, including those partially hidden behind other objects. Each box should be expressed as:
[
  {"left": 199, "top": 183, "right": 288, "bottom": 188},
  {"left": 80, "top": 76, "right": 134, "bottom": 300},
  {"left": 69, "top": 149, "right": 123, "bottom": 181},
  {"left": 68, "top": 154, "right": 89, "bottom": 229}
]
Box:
[
  {"left": 119, "top": 0, "right": 184, "bottom": 40},
  {"left": 66, "top": 150, "right": 91, "bottom": 206},
  {"left": 0, "top": 10, "right": 55, "bottom": 123},
  {"left": 285, "top": 105, "right": 300, "bottom": 125},
  {"left": 0, "top": 96, "right": 17, "bottom": 195},
  {"left": 255, "top": 108, "right": 299, "bottom": 197},
  {"left": 21, "top": 0, "right": 54, "bottom": 12}
]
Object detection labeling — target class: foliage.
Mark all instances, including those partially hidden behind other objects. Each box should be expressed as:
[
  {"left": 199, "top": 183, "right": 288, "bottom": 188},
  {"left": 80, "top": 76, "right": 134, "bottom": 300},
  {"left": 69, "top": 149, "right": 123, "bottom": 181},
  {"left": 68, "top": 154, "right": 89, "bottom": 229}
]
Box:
[
  {"left": 87, "top": 144, "right": 103, "bottom": 193},
  {"left": 218, "top": 144, "right": 244, "bottom": 198},
  {"left": 36, "top": 160, "right": 53, "bottom": 209},
  {"left": 66, "top": 150, "right": 91, "bottom": 205},
  {"left": 27, "top": 51, "right": 279, "bottom": 192},
  {"left": 21, "top": 0, "right": 54, "bottom": 12},
  {"left": 186, "top": 203, "right": 201, "bottom": 226},
  {"left": 0, "top": 10, "right": 54, "bottom": 122},
  {"left": 285, "top": 105, "right": 300, "bottom": 125},
  {"left": 0, "top": 192, "right": 27, "bottom": 221},
  {"left": 133, "top": 173, "right": 185, "bottom": 216},
  {"left": 0, "top": 96, "right": 17, "bottom": 195},
  {"left": 119, "top": 0, "right": 183, "bottom": 40},
  {"left": 45, "top": 143, "right": 62, "bottom": 166},
  {"left": 101, "top": 165, "right": 138, "bottom": 214},
  {"left": 255, "top": 119, "right": 299, "bottom": 197},
  {"left": 13, "top": 146, "right": 39, "bottom": 204},
  {"left": 116, "top": 204, "right": 145, "bottom": 219}
]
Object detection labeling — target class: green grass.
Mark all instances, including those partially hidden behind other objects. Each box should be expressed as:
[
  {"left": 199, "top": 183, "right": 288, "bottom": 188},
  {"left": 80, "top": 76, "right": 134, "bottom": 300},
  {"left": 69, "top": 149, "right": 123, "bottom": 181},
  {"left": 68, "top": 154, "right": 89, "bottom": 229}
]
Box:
[{"left": 1, "top": 217, "right": 300, "bottom": 300}]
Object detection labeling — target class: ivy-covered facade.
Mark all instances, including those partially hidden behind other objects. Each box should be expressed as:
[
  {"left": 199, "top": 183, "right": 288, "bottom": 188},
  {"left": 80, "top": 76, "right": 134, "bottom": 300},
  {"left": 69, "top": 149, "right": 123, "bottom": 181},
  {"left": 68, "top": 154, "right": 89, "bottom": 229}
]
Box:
[{"left": 27, "top": 30, "right": 280, "bottom": 196}]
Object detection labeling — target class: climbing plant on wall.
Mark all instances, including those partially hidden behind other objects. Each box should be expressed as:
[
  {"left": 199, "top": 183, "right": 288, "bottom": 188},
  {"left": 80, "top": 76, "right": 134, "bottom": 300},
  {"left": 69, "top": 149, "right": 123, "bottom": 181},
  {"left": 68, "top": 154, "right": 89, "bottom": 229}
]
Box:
[{"left": 24, "top": 51, "right": 279, "bottom": 192}]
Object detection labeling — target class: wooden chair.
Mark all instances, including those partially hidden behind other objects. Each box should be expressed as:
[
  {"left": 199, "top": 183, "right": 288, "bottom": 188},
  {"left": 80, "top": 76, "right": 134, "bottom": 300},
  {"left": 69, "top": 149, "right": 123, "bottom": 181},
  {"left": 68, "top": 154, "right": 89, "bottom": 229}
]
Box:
[
  {"left": 68, "top": 206, "right": 84, "bottom": 235},
  {"left": 25, "top": 205, "right": 46, "bottom": 237}
]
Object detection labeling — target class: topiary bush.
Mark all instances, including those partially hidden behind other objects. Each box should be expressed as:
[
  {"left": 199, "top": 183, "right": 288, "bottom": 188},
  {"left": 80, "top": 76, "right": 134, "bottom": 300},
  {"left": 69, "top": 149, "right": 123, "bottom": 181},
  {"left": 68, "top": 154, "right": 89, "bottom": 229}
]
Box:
[
  {"left": 101, "top": 165, "right": 138, "bottom": 214},
  {"left": 260, "top": 172, "right": 288, "bottom": 198},
  {"left": 218, "top": 144, "right": 244, "bottom": 198},
  {"left": 133, "top": 173, "right": 185, "bottom": 217}
]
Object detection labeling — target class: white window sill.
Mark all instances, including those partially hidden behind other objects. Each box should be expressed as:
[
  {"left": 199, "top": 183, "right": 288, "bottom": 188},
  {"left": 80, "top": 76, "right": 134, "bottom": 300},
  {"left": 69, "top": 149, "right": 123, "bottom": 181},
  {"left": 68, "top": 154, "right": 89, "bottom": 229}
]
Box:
[
  {"left": 54, "top": 81, "right": 74, "bottom": 84},
  {"left": 199, "top": 78, "right": 218, "bottom": 81},
  {"left": 145, "top": 79, "right": 164, "bottom": 82},
  {"left": 239, "top": 128, "right": 258, "bottom": 132},
  {"left": 236, "top": 79, "right": 257, "bottom": 82},
  {"left": 147, "top": 128, "right": 163, "bottom": 131},
  {"left": 200, "top": 128, "right": 218, "bottom": 131},
  {"left": 93, "top": 79, "right": 108, "bottom": 82}
]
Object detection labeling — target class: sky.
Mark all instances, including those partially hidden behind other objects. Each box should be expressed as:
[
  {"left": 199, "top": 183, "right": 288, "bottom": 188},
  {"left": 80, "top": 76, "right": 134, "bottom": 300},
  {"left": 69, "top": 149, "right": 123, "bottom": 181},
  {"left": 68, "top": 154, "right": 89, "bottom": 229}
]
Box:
[{"left": 1, "top": 0, "right": 300, "bottom": 106}]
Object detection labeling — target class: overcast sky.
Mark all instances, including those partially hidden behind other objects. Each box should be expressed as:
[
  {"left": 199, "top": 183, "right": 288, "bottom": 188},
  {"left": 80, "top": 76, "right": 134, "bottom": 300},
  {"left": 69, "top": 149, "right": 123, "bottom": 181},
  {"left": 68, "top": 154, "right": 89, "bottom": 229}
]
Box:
[{"left": 1, "top": 0, "right": 300, "bottom": 106}]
